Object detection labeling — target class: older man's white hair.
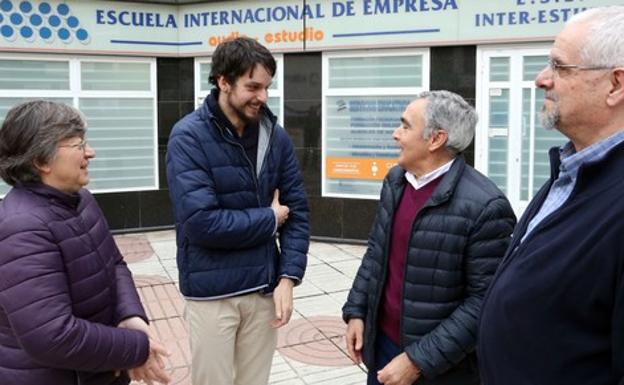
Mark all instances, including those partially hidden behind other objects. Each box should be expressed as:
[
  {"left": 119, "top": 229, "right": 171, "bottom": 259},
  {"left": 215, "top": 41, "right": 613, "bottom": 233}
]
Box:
[{"left": 569, "top": 6, "right": 624, "bottom": 68}]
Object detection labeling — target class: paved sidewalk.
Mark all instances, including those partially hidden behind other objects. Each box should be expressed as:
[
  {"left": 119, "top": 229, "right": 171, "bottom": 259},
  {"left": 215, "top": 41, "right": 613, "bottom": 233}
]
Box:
[{"left": 114, "top": 230, "right": 368, "bottom": 385}]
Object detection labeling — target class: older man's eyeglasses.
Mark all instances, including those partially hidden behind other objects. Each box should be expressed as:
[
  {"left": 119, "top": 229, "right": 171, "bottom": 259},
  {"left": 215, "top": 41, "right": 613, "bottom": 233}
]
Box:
[
  {"left": 59, "top": 139, "right": 88, "bottom": 151},
  {"left": 547, "top": 58, "right": 614, "bottom": 74}
]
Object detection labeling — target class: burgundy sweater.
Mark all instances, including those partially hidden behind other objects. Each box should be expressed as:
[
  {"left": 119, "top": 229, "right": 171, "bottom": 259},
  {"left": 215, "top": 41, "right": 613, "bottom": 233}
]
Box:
[{"left": 379, "top": 175, "right": 443, "bottom": 345}]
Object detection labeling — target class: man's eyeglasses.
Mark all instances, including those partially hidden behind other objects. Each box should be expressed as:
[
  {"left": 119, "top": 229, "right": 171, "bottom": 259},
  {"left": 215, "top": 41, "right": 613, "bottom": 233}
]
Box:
[
  {"left": 547, "top": 58, "right": 614, "bottom": 74},
  {"left": 59, "top": 139, "right": 88, "bottom": 151}
]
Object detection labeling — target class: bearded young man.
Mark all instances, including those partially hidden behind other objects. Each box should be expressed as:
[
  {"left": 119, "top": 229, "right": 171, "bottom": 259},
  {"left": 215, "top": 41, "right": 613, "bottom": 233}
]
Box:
[
  {"left": 479, "top": 6, "right": 624, "bottom": 385},
  {"left": 166, "top": 37, "right": 309, "bottom": 385}
]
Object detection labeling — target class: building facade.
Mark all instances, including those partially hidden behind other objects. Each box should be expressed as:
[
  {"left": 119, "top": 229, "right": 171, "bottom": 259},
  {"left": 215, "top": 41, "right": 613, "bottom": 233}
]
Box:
[{"left": 0, "top": 0, "right": 616, "bottom": 239}]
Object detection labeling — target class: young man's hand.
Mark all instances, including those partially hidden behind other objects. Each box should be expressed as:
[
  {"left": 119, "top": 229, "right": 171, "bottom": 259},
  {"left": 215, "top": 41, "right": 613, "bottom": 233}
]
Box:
[
  {"left": 271, "top": 189, "right": 289, "bottom": 227},
  {"left": 271, "top": 277, "right": 294, "bottom": 328}
]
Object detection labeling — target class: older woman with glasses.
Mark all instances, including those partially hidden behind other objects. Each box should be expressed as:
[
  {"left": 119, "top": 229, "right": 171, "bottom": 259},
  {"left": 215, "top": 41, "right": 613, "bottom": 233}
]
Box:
[{"left": 0, "top": 100, "right": 170, "bottom": 385}]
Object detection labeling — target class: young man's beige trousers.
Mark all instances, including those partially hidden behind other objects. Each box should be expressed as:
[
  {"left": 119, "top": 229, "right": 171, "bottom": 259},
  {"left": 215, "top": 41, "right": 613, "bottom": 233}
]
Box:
[{"left": 186, "top": 293, "right": 277, "bottom": 385}]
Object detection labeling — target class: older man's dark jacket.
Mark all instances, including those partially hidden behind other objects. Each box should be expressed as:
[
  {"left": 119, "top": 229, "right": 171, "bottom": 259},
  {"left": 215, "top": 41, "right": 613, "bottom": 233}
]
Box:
[
  {"left": 479, "top": 143, "right": 624, "bottom": 385},
  {"left": 342, "top": 157, "right": 515, "bottom": 382}
]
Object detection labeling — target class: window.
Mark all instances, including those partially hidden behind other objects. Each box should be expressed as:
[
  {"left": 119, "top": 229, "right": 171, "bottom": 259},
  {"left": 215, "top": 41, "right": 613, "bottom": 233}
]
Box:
[
  {"left": 194, "top": 55, "right": 284, "bottom": 124},
  {"left": 322, "top": 49, "right": 430, "bottom": 199},
  {"left": 476, "top": 45, "right": 565, "bottom": 215},
  {"left": 0, "top": 54, "right": 158, "bottom": 197}
]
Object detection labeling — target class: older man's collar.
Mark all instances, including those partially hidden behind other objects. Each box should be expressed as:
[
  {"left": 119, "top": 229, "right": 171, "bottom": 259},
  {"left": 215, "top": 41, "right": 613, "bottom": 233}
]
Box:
[{"left": 405, "top": 159, "right": 455, "bottom": 191}]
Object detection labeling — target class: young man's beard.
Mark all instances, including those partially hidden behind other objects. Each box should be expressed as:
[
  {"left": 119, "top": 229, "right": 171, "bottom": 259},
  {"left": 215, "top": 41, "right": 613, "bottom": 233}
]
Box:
[
  {"left": 237, "top": 104, "right": 262, "bottom": 124},
  {"left": 228, "top": 94, "right": 262, "bottom": 125}
]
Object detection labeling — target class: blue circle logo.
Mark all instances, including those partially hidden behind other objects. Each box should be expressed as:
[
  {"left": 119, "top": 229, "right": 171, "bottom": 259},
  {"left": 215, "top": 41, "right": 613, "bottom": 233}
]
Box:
[
  {"left": 76, "top": 28, "right": 88, "bottom": 42},
  {"left": 1, "top": 2, "right": 89, "bottom": 45},
  {"left": 38, "top": 2, "right": 50, "bottom": 14},
  {"left": 1, "top": 25, "right": 14, "bottom": 38},
  {"left": 19, "top": 1, "right": 31, "bottom": 13},
  {"left": 9, "top": 12, "right": 23, "bottom": 25},
  {"left": 20, "top": 25, "right": 33, "bottom": 38},
  {"left": 48, "top": 14, "right": 60, "bottom": 27},
  {"left": 39, "top": 26, "right": 51, "bottom": 39},
  {"left": 0, "top": 0, "right": 13, "bottom": 12},
  {"left": 57, "top": 3, "right": 69, "bottom": 16},
  {"left": 67, "top": 15, "right": 79, "bottom": 28},
  {"left": 58, "top": 27, "right": 69, "bottom": 40},
  {"left": 29, "top": 13, "right": 41, "bottom": 26}
]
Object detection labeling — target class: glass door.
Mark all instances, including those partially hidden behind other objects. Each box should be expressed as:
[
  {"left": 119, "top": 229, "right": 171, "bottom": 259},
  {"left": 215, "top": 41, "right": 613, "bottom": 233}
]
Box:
[{"left": 476, "top": 46, "right": 566, "bottom": 215}]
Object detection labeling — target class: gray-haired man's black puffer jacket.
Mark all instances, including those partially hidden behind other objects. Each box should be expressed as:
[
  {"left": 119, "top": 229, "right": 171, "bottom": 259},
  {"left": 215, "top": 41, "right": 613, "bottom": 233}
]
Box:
[{"left": 342, "top": 156, "right": 515, "bottom": 382}]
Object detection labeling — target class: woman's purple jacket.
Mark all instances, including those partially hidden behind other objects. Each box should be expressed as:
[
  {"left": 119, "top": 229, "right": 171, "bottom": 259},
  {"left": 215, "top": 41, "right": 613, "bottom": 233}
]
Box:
[{"left": 0, "top": 184, "right": 150, "bottom": 385}]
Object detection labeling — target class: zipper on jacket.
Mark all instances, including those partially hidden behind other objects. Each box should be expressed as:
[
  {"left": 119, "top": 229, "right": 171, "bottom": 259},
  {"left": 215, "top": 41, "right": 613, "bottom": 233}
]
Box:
[
  {"left": 488, "top": 172, "right": 574, "bottom": 288},
  {"left": 260, "top": 119, "right": 276, "bottom": 287},
  {"left": 258, "top": 122, "right": 276, "bottom": 182},
  {"left": 398, "top": 210, "right": 420, "bottom": 349},
  {"left": 370, "top": 184, "right": 398, "bottom": 362},
  {"left": 213, "top": 118, "right": 263, "bottom": 206},
  {"left": 483, "top": 167, "right": 583, "bottom": 309},
  {"left": 397, "top": 201, "right": 438, "bottom": 349},
  {"left": 506, "top": 151, "right": 601, "bottom": 264},
  {"left": 395, "top": 183, "right": 446, "bottom": 348},
  {"left": 212, "top": 117, "right": 278, "bottom": 288},
  {"left": 76, "top": 212, "right": 119, "bottom": 307}
]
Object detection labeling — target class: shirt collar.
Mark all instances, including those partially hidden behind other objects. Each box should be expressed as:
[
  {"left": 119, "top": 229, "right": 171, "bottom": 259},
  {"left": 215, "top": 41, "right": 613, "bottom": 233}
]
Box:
[
  {"left": 405, "top": 159, "right": 454, "bottom": 191},
  {"left": 558, "top": 130, "right": 624, "bottom": 178}
]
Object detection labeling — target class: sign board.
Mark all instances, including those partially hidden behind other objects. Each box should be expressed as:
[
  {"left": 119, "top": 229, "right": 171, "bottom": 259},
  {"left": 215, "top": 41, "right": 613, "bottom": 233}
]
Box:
[{"left": 0, "top": 0, "right": 621, "bottom": 56}]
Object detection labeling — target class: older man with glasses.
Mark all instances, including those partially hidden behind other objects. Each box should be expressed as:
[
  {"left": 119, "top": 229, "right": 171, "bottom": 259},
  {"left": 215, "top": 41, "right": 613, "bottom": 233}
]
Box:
[{"left": 479, "top": 6, "right": 624, "bottom": 385}]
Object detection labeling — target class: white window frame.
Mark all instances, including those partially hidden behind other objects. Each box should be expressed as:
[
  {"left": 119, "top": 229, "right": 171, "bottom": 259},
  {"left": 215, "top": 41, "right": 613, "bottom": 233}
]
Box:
[
  {"left": 0, "top": 53, "right": 159, "bottom": 196},
  {"left": 322, "top": 48, "right": 430, "bottom": 199},
  {"left": 475, "top": 43, "right": 554, "bottom": 214},
  {"left": 194, "top": 54, "right": 284, "bottom": 124}
]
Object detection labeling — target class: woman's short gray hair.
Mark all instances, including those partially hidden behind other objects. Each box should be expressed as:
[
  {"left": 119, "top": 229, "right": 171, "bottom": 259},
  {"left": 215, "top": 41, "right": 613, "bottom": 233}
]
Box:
[
  {"left": 570, "top": 6, "right": 624, "bottom": 68},
  {"left": 416, "top": 90, "right": 477, "bottom": 154},
  {"left": 0, "top": 100, "right": 86, "bottom": 186}
]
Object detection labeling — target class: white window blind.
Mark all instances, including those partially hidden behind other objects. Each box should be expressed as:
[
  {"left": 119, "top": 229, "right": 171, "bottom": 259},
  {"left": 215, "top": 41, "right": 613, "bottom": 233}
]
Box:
[
  {"left": 0, "top": 59, "right": 69, "bottom": 89},
  {"left": 328, "top": 55, "right": 423, "bottom": 88},
  {"left": 0, "top": 55, "right": 158, "bottom": 197},
  {"left": 81, "top": 62, "right": 151, "bottom": 91},
  {"left": 79, "top": 97, "right": 156, "bottom": 191}
]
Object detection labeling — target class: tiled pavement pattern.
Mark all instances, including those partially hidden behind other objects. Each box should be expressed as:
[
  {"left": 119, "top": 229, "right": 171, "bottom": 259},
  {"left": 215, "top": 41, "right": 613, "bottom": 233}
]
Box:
[{"left": 115, "top": 230, "right": 368, "bottom": 385}]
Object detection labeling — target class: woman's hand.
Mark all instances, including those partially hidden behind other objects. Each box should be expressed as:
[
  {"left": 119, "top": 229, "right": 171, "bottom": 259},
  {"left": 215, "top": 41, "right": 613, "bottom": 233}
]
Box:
[
  {"left": 118, "top": 317, "right": 171, "bottom": 384},
  {"left": 128, "top": 338, "right": 171, "bottom": 384}
]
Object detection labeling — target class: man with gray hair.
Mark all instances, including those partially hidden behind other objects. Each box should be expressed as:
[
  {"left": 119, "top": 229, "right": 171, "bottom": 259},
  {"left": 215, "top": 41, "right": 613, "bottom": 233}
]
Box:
[
  {"left": 343, "top": 90, "right": 515, "bottom": 385},
  {"left": 479, "top": 6, "right": 624, "bottom": 385}
]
